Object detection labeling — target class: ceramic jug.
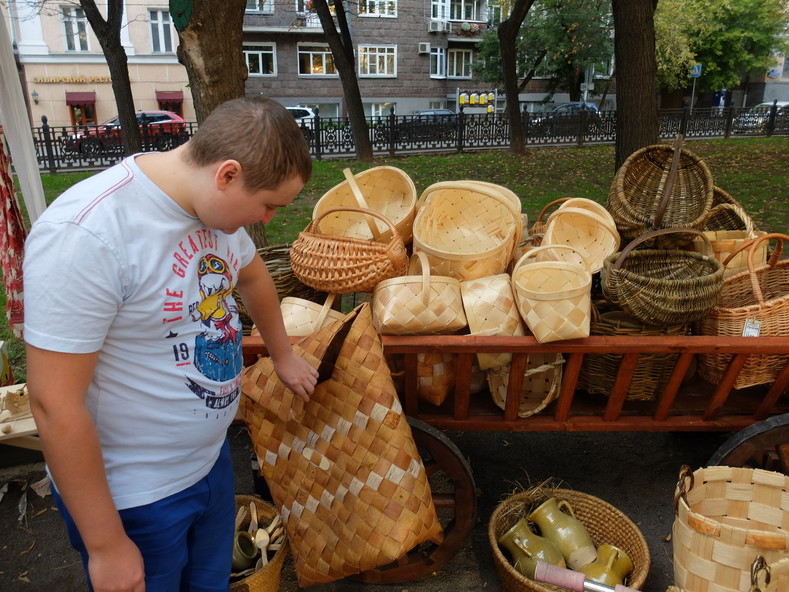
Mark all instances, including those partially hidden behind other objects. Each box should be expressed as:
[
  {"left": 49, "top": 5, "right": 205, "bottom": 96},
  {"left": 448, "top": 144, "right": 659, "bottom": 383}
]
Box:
[
  {"left": 578, "top": 543, "right": 634, "bottom": 587},
  {"left": 232, "top": 530, "right": 259, "bottom": 572},
  {"left": 527, "top": 497, "right": 597, "bottom": 570},
  {"left": 498, "top": 517, "right": 566, "bottom": 579}
]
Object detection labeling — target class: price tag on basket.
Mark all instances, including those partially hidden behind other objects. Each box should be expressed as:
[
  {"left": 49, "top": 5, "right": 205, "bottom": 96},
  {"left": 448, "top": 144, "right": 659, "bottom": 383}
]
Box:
[{"left": 742, "top": 318, "right": 762, "bottom": 337}]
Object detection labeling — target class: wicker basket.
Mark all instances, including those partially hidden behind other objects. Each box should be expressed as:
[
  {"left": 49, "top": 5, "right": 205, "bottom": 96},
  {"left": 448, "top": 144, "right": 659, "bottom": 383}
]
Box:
[
  {"left": 579, "top": 309, "right": 690, "bottom": 401},
  {"left": 290, "top": 206, "right": 409, "bottom": 293},
  {"left": 542, "top": 206, "right": 621, "bottom": 274},
  {"left": 313, "top": 166, "right": 417, "bottom": 244},
  {"left": 372, "top": 251, "right": 467, "bottom": 335},
  {"left": 231, "top": 495, "right": 288, "bottom": 592},
  {"left": 460, "top": 273, "right": 526, "bottom": 370},
  {"left": 703, "top": 186, "right": 758, "bottom": 231},
  {"left": 385, "top": 350, "right": 456, "bottom": 406},
  {"left": 695, "top": 202, "right": 767, "bottom": 277},
  {"left": 413, "top": 182, "right": 519, "bottom": 281},
  {"left": 696, "top": 233, "right": 789, "bottom": 389},
  {"left": 607, "top": 136, "right": 714, "bottom": 247},
  {"left": 511, "top": 246, "right": 592, "bottom": 343},
  {"left": 487, "top": 353, "right": 564, "bottom": 417},
  {"left": 600, "top": 228, "right": 725, "bottom": 327},
  {"left": 278, "top": 292, "right": 345, "bottom": 337},
  {"left": 673, "top": 465, "right": 789, "bottom": 592},
  {"left": 489, "top": 487, "right": 650, "bottom": 592}
]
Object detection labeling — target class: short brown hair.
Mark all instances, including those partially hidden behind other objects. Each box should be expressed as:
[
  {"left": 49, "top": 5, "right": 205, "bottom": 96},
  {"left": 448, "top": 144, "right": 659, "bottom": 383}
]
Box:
[{"left": 184, "top": 96, "right": 312, "bottom": 191}]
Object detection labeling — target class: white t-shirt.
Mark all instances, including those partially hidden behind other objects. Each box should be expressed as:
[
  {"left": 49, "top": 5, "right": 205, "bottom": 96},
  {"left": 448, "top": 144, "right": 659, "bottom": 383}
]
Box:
[{"left": 23, "top": 155, "right": 256, "bottom": 509}]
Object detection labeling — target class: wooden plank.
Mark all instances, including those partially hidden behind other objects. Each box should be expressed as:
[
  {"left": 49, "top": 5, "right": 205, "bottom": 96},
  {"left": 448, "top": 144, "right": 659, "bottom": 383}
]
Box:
[
  {"left": 603, "top": 353, "right": 639, "bottom": 422},
  {"left": 754, "top": 359, "right": 789, "bottom": 420},
  {"left": 654, "top": 353, "right": 694, "bottom": 421},
  {"left": 703, "top": 354, "right": 748, "bottom": 420},
  {"left": 453, "top": 353, "right": 473, "bottom": 421},
  {"left": 554, "top": 353, "right": 583, "bottom": 421},
  {"left": 504, "top": 354, "right": 528, "bottom": 421}
]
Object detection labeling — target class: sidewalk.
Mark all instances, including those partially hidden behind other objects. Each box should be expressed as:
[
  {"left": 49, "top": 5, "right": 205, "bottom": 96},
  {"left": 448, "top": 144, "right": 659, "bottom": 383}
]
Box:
[{"left": 0, "top": 424, "right": 728, "bottom": 591}]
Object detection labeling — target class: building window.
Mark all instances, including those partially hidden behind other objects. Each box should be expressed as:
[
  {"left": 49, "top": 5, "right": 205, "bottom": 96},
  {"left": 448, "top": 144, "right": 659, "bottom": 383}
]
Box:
[
  {"left": 450, "top": 0, "right": 483, "bottom": 21},
  {"left": 150, "top": 10, "right": 173, "bottom": 53},
  {"left": 62, "top": 6, "right": 89, "bottom": 52},
  {"left": 430, "top": 47, "right": 446, "bottom": 78},
  {"left": 431, "top": 0, "right": 448, "bottom": 20},
  {"left": 447, "top": 48, "right": 473, "bottom": 78},
  {"left": 359, "top": 46, "right": 396, "bottom": 77},
  {"left": 486, "top": 0, "right": 505, "bottom": 24},
  {"left": 365, "top": 102, "right": 394, "bottom": 117},
  {"left": 298, "top": 45, "right": 338, "bottom": 76},
  {"left": 245, "top": 44, "right": 276, "bottom": 76},
  {"left": 156, "top": 91, "right": 184, "bottom": 116},
  {"left": 246, "top": 0, "right": 274, "bottom": 13},
  {"left": 359, "top": 0, "right": 397, "bottom": 17}
]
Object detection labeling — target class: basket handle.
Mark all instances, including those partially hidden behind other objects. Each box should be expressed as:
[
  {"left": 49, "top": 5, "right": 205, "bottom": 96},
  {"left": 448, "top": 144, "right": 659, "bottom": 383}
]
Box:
[
  {"left": 673, "top": 464, "right": 694, "bottom": 515},
  {"left": 653, "top": 134, "right": 685, "bottom": 230},
  {"left": 702, "top": 202, "right": 756, "bottom": 234},
  {"left": 612, "top": 227, "right": 710, "bottom": 270},
  {"left": 545, "top": 206, "right": 620, "bottom": 243},
  {"left": 314, "top": 292, "right": 338, "bottom": 329},
  {"left": 512, "top": 244, "right": 587, "bottom": 274},
  {"left": 341, "top": 168, "right": 382, "bottom": 242},
  {"left": 722, "top": 233, "right": 789, "bottom": 308},
  {"left": 532, "top": 197, "right": 572, "bottom": 230},
  {"left": 408, "top": 251, "right": 433, "bottom": 307},
  {"left": 313, "top": 207, "right": 399, "bottom": 245}
]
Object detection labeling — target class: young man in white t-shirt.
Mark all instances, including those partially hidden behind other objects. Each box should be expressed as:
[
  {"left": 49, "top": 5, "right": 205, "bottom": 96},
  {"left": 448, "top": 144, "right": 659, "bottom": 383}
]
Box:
[{"left": 23, "top": 97, "right": 318, "bottom": 592}]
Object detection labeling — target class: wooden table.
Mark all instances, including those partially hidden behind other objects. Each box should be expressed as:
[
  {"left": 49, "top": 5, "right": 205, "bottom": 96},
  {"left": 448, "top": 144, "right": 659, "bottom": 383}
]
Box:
[{"left": 0, "top": 383, "right": 41, "bottom": 451}]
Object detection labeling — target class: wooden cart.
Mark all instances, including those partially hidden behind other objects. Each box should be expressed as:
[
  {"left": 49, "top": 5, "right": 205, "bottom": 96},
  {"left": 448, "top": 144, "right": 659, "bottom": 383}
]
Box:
[{"left": 241, "top": 332, "right": 789, "bottom": 583}]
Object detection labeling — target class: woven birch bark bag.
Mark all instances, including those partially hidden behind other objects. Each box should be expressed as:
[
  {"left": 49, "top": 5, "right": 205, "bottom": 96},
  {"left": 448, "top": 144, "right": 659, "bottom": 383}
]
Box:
[{"left": 240, "top": 304, "right": 443, "bottom": 586}]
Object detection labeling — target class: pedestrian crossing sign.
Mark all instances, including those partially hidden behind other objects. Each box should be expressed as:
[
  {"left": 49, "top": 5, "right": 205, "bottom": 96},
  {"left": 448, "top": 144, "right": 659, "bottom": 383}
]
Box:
[{"left": 689, "top": 64, "right": 702, "bottom": 78}]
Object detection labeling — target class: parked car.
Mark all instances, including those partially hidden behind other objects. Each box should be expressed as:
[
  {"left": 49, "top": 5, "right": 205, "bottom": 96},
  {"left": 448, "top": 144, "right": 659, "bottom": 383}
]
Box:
[
  {"left": 733, "top": 102, "right": 789, "bottom": 133},
  {"left": 286, "top": 105, "right": 317, "bottom": 142},
  {"left": 530, "top": 102, "right": 602, "bottom": 136},
  {"left": 395, "top": 109, "right": 459, "bottom": 142},
  {"left": 63, "top": 110, "right": 187, "bottom": 155}
]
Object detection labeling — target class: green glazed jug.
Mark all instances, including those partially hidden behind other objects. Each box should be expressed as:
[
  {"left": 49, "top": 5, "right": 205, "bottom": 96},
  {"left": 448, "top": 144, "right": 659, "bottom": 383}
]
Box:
[
  {"left": 527, "top": 497, "right": 597, "bottom": 570},
  {"left": 497, "top": 517, "right": 566, "bottom": 579},
  {"left": 578, "top": 543, "right": 634, "bottom": 587}
]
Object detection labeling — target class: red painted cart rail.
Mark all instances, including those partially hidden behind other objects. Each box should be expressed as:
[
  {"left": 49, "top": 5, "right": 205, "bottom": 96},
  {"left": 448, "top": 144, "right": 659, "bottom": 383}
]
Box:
[{"left": 242, "top": 334, "right": 789, "bottom": 434}]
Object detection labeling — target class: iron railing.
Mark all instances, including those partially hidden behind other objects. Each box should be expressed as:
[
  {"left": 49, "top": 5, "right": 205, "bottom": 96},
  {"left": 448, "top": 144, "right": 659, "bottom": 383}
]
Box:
[{"left": 31, "top": 103, "right": 787, "bottom": 174}]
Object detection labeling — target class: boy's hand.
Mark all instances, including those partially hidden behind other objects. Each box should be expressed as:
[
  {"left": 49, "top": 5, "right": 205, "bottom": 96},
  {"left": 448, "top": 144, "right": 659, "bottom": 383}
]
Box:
[{"left": 273, "top": 351, "right": 319, "bottom": 402}]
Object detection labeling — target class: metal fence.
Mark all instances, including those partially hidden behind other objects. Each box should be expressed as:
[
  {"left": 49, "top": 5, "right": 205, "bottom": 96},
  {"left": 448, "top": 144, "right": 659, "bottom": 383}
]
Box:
[{"left": 31, "top": 103, "right": 788, "bottom": 174}]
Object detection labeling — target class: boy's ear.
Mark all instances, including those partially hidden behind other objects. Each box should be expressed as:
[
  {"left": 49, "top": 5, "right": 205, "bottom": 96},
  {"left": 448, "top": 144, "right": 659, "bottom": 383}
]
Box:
[{"left": 215, "top": 159, "right": 242, "bottom": 189}]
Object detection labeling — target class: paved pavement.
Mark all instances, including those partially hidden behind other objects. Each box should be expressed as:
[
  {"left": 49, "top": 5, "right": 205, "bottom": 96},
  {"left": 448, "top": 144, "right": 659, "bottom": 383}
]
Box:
[{"left": 0, "top": 423, "right": 730, "bottom": 591}]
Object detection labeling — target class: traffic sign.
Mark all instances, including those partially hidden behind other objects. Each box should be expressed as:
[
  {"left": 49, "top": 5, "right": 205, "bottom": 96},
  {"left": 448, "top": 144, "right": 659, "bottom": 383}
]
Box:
[{"left": 689, "top": 64, "right": 702, "bottom": 78}]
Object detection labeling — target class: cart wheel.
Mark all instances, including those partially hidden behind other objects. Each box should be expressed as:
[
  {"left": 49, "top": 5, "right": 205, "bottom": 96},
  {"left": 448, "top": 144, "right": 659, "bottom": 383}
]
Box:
[
  {"left": 352, "top": 417, "right": 477, "bottom": 583},
  {"left": 707, "top": 412, "right": 789, "bottom": 474}
]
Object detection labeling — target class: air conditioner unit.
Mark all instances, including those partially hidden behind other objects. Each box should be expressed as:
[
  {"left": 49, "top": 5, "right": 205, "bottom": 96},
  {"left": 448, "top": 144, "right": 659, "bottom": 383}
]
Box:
[
  {"left": 443, "top": 21, "right": 453, "bottom": 32},
  {"left": 418, "top": 42, "right": 431, "bottom": 54},
  {"left": 428, "top": 20, "right": 446, "bottom": 33}
]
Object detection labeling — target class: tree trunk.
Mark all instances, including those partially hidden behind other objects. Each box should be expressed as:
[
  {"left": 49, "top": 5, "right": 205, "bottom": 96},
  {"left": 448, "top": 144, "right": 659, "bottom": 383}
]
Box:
[
  {"left": 498, "top": 0, "right": 537, "bottom": 156},
  {"left": 80, "top": 0, "right": 141, "bottom": 155},
  {"left": 313, "top": 0, "right": 373, "bottom": 162},
  {"left": 175, "top": 0, "right": 248, "bottom": 124},
  {"left": 612, "top": 0, "right": 659, "bottom": 172}
]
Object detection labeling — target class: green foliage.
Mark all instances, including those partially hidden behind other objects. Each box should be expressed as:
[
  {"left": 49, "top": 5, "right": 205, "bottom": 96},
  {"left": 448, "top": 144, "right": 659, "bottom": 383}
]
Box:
[
  {"left": 474, "top": 0, "right": 613, "bottom": 101},
  {"left": 655, "top": 0, "right": 789, "bottom": 93}
]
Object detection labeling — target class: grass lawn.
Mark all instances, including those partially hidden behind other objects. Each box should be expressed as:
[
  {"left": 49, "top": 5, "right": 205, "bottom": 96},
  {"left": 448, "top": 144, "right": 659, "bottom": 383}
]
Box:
[{"left": 4, "top": 137, "right": 788, "bottom": 381}]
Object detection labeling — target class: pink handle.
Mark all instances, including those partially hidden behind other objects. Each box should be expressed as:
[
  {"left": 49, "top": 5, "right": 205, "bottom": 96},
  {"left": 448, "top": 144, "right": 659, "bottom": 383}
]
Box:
[
  {"left": 534, "top": 561, "right": 641, "bottom": 592},
  {"left": 534, "top": 561, "right": 585, "bottom": 591}
]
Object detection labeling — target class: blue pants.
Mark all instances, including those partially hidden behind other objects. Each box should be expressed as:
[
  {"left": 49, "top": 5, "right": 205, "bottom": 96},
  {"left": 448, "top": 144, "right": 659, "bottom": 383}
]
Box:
[{"left": 53, "top": 439, "right": 235, "bottom": 592}]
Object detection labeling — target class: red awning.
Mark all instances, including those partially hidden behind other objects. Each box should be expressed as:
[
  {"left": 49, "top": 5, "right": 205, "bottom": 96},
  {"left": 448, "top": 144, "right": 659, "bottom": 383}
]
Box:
[
  {"left": 65, "top": 91, "right": 96, "bottom": 105},
  {"left": 156, "top": 90, "right": 184, "bottom": 102}
]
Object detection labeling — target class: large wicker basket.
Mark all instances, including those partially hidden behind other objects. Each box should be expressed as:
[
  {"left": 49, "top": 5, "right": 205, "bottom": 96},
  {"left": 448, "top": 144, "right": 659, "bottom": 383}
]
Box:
[
  {"left": 231, "top": 495, "right": 288, "bottom": 592},
  {"left": 489, "top": 487, "right": 650, "bottom": 592},
  {"left": 696, "top": 233, "right": 789, "bottom": 389},
  {"left": 607, "top": 136, "right": 713, "bottom": 247},
  {"left": 673, "top": 465, "right": 789, "bottom": 592},
  {"left": 413, "top": 182, "right": 520, "bottom": 280},
  {"left": 313, "top": 166, "right": 417, "bottom": 244}
]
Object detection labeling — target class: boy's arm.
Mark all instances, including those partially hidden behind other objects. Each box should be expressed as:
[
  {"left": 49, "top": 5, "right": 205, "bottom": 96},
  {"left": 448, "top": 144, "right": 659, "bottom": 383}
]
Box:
[
  {"left": 236, "top": 254, "right": 318, "bottom": 401},
  {"left": 26, "top": 345, "right": 145, "bottom": 592}
]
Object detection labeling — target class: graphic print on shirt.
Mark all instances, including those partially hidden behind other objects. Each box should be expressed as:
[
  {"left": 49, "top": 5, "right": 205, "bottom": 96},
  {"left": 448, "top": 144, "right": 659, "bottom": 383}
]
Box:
[
  {"left": 164, "top": 229, "right": 243, "bottom": 410},
  {"left": 191, "top": 253, "right": 243, "bottom": 383}
]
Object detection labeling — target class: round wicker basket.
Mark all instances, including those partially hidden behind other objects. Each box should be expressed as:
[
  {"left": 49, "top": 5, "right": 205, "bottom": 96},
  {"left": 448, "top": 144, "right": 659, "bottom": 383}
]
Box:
[
  {"left": 230, "top": 495, "right": 287, "bottom": 592},
  {"left": 542, "top": 206, "right": 620, "bottom": 274},
  {"left": 313, "top": 166, "right": 417, "bottom": 244},
  {"left": 489, "top": 488, "right": 650, "bottom": 592},
  {"left": 413, "top": 183, "right": 519, "bottom": 281}
]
